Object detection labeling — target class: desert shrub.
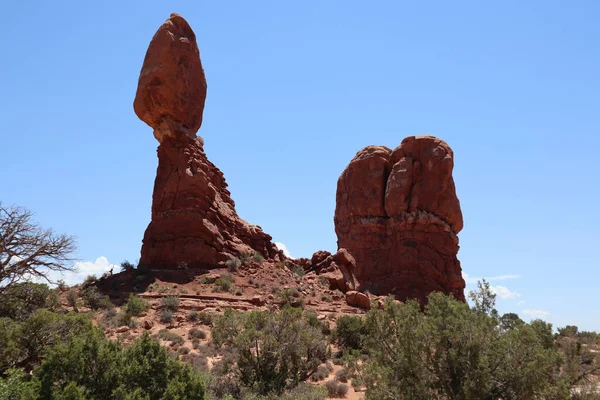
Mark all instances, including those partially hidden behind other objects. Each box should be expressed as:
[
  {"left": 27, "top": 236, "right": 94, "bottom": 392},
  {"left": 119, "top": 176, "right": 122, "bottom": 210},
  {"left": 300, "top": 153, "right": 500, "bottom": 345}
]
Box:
[
  {"left": 156, "top": 329, "right": 184, "bottom": 346},
  {"left": 125, "top": 293, "right": 149, "bottom": 316},
  {"left": 197, "top": 311, "right": 213, "bottom": 326},
  {"left": 278, "top": 287, "right": 303, "bottom": 308},
  {"left": 291, "top": 265, "right": 305, "bottom": 276},
  {"left": 114, "top": 311, "right": 136, "bottom": 328},
  {"left": 326, "top": 361, "right": 334, "bottom": 372},
  {"left": 0, "top": 368, "right": 39, "bottom": 399},
  {"left": 335, "top": 368, "right": 349, "bottom": 383},
  {"left": 36, "top": 331, "right": 205, "bottom": 399},
  {"left": 160, "top": 296, "right": 179, "bottom": 312},
  {"left": 209, "top": 373, "right": 244, "bottom": 399},
  {"left": 355, "top": 287, "right": 568, "bottom": 400},
  {"left": 252, "top": 252, "right": 265, "bottom": 263},
  {"left": 326, "top": 379, "right": 348, "bottom": 398},
  {"left": 189, "top": 327, "right": 207, "bottom": 340},
  {"left": 281, "top": 383, "right": 328, "bottom": 400},
  {"left": 159, "top": 309, "right": 173, "bottom": 324},
  {"left": 0, "top": 310, "right": 95, "bottom": 374},
  {"left": 80, "top": 286, "right": 110, "bottom": 310},
  {"left": 235, "top": 288, "right": 243, "bottom": 296},
  {"left": 321, "top": 293, "right": 333, "bottom": 302},
  {"left": 212, "top": 306, "right": 328, "bottom": 395},
  {"left": 239, "top": 252, "right": 252, "bottom": 265},
  {"left": 120, "top": 260, "right": 135, "bottom": 272},
  {"left": 178, "top": 346, "right": 190, "bottom": 355},
  {"left": 310, "top": 365, "right": 330, "bottom": 382},
  {"left": 226, "top": 257, "right": 241, "bottom": 271},
  {"left": 82, "top": 274, "right": 96, "bottom": 287},
  {"left": 333, "top": 315, "right": 367, "bottom": 351},
  {"left": 214, "top": 278, "right": 233, "bottom": 293},
  {"left": 0, "top": 282, "right": 60, "bottom": 320},
  {"left": 188, "top": 310, "right": 199, "bottom": 322},
  {"left": 66, "top": 289, "right": 78, "bottom": 311}
]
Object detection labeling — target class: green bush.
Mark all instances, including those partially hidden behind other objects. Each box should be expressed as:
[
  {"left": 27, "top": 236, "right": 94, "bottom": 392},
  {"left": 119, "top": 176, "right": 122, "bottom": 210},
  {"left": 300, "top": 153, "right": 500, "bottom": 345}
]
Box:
[
  {"left": 0, "top": 310, "right": 95, "bottom": 374},
  {"left": 160, "top": 296, "right": 179, "bottom": 312},
  {"left": 36, "top": 331, "right": 205, "bottom": 399},
  {"left": 214, "top": 278, "right": 233, "bottom": 293},
  {"left": 66, "top": 289, "right": 78, "bottom": 312},
  {"left": 355, "top": 290, "right": 568, "bottom": 400},
  {"left": 160, "top": 309, "right": 173, "bottom": 324},
  {"left": 0, "top": 368, "right": 39, "bottom": 399},
  {"left": 188, "top": 310, "right": 199, "bottom": 321},
  {"left": 325, "top": 379, "right": 348, "bottom": 398},
  {"left": 333, "top": 315, "right": 367, "bottom": 351},
  {"left": 189, "top": 328, "right": 207, "bottom": 340},
  {"left": 156, "top": 329, "right": 184, "bottom": 346},
  {"left": 225, "top": 257, "right": 241, "bottom": 271},
  {"left": 212, "top": 307, "right": 328, "bottom": 395},
  {"left": 0, "top": 283, "right": 60, "bottom": 320},
  {"left": 252, "top": 252, "right": 264, "bottom": 263},
  {"left": 120, "top": 260, "right": 136, "bottom": 272},
  {"left": 278, "top": 288, "right": 304, "bottom": 308},
  {"left": 125, "top": 294, "right": 149, "bottom": 316},
  {"left": 80, "top": 286, "right": 111, "bottom": 310}
]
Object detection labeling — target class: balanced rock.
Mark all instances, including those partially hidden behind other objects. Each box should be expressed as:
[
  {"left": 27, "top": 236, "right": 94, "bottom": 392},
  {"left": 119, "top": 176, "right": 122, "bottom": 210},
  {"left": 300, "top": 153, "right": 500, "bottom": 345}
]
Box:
[
  {"left": 334, "top": 136, "right": 465, "bottom": 303},
  {"left": 135, "top": 14, "right": 280, "bottom": 269}
]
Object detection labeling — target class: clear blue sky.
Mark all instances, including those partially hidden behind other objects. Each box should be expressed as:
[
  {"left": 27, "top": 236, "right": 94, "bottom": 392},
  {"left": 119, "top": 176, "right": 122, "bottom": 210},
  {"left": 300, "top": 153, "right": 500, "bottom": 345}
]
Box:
[{"left": 1, "top": 1, "right": 599, "bottom": 330}]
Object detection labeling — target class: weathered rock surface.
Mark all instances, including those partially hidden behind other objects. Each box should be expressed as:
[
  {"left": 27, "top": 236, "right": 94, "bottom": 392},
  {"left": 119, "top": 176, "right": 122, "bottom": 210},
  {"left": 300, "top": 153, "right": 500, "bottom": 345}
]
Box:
[
  {"left": 334, "top": 136, "right": 465, "bottom": 303},
  {"left": 135, "top": 14, "right": 280, "bottom": 269},
  {"left": 296, "top": 249, "right": 358, "bottom": 293}
]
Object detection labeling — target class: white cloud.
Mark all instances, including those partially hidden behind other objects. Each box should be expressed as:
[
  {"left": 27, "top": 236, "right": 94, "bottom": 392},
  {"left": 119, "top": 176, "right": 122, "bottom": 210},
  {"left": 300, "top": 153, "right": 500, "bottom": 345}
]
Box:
[
  {"left": 517, "top": 300, "right": 526, "bottom": 306},
  {"left": 463, "top": 272, "right": 520, "bottom": 285},
  {"left": 491, "top": 285, "right": 521, "bottom": 300},
  {"left": 522, "top": 309, "right": 550, "bottom": 319},
  {"left": 274, "top": 242, "right": 292, "bottom": 258},
  {"left": 46, "top": 257, "right": 119, "bottom": 286}
]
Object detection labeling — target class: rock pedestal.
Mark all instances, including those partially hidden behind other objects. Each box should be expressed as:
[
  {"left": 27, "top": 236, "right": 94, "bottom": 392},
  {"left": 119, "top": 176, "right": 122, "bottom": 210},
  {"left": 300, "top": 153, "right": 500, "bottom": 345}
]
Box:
[{"left": 134, "top": 14, "right": 279, "bottom": 268}]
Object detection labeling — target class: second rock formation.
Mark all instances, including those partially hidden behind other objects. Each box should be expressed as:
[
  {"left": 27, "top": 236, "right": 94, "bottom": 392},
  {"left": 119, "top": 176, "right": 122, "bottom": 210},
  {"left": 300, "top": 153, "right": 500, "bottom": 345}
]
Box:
[{"left": 334, "top": 136, "right": 465, "bottom": 303}]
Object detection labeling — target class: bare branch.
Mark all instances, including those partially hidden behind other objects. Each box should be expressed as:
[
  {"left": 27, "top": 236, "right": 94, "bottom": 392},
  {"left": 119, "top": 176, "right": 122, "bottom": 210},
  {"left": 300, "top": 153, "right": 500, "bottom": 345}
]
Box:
[{"left": 0, "top": 202, "right": 78, "bottom": 293}]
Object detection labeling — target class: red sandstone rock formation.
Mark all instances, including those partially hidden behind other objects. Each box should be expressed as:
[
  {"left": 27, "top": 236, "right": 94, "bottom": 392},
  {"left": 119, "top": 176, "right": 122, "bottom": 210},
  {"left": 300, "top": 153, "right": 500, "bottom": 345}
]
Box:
[
  {"left": 334, "top": 135, "right": 465, "bottom": 303},
  {"left": 134, "top": 14, "right": 280, "bottom": 269}
]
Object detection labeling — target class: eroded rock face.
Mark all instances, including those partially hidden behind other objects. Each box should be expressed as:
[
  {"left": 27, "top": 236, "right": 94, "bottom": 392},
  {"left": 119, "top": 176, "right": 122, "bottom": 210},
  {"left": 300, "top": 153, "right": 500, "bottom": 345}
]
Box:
[
  {"left": 135, "top": 14, "right": 280, "bottom": 269},
  {"left": 334, "top": 136, "right": 465, "bottom": 303}
]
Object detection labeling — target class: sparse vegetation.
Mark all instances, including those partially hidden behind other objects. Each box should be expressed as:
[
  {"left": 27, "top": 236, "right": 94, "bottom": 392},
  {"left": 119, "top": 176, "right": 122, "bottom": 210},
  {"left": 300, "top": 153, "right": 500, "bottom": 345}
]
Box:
[
  {"left": 239, "top": 252, "right": 252, "bottom": 264},
  {"left": 125, "top": 293, "right": 149, "bottom": 316},
  {"left": 333, "top": 315, "right": 367, "bottom": 351},
  {"left": 66, "top": 289, "right": 78, "bottom": 311},
  {"left": 252, "top": 251, "right": 264, "bottom": 263},
  {"left": 156, "top": 329, "right": 185, "bottom": 346},
  {"left": 326, "top": 379, "right": 349, "bottom": 398},
  {"left": 212, "top": 306, "right": 328, "bottom": 395},
  {"left": 160, "top": 309, "right": 173, "bottom": 324},
  {"left": 120, "top": 260, "right": 135, "bottom": 272},
  {"left": 226, "top": 257, "right": 241, "bottom": 271},
  {"left": 278, "top": 287, "right": 304, "bottom": 308},
  {"left": 213, "top": 274, "right": 235, "bottom": 293},
  {"left": 160, "top": 295, "right": 179, "bottom": 311},
  {"left": 189, "top": 327, "right": 207, "bottom": 340},
  {"left": 80, "top": 286, "right": 111, "bottom": 310}
]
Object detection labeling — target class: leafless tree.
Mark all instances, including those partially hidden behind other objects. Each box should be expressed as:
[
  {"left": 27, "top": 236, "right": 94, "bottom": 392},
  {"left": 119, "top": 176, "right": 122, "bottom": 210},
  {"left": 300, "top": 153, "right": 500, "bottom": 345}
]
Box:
[{"left": 0, "top": 202, "right": 77, "bottom": 293}]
